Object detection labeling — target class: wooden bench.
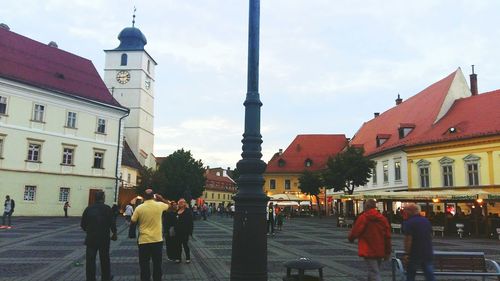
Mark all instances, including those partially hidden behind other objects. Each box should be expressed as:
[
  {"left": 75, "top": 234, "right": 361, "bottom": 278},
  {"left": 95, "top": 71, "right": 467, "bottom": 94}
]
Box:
[
  {"left": 391, "top": 223, "right": 402, "bottom": 233},
  {"left": 431, "top": 226, "right": 444, "bottom": 237},
  {"left": 392, "top": 250, "right": 500, "bottom": 281}
]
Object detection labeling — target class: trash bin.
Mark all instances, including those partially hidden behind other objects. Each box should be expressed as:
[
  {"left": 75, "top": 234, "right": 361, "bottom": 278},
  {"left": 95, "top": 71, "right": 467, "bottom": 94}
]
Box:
[{"left": 283, "top": 257, "right": 324, "bottom": 281}]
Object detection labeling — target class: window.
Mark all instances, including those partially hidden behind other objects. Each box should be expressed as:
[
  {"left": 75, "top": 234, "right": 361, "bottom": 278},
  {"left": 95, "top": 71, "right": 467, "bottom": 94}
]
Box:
[
  {"left": 97, "top": 118, "right": 106, "bottom": 134},
  {"left": 394, "top": 161, "right": 401, "bottom": 181},
  {"left": 27, "top": 143, "right": 41, "bottom": 161},
  {"left": 305, "top": 159, "right": 313, "bottom": 167},
  {"left": 270, "top": 179, "right": 276, "bottom": 189},
  {"left": 218, "top": 194, "right": 220, "bottom": 199},
  {"left": 372, "top": 167, "right": 377, "bottom": 185},
  {"left": 0, "top": 96, "right": 7, "bottom": 114},
  {"left": 93, "top": 151, "right": 104, "bottom": 168},
  {"left": 442, "top": 165, "right": 453, "bottom": 187},
  {"left": 62, "top": 148, "right": 74, "bottom": 165},
  {"left": 24, "top": 186, "right": 36, "bottom": 201},
  {"left": 285, "top": 180, "right": 291, "bottom": 190},
  {"left": 147, "top": 60, "right": 151, "bottom": 73},
  {"left": 467, "top": 163, "right": 479, "bottom": 186},
  {"left": 211, "top": 193, "right": 214, "bottom": 199},
  {"left": 59, "top": 187, "right": 70, "bottom": 202},
  {"left": 127, "top": 173, "right": 131, "bottom": 183},
  {"left": 33, "top": 104, "right": 45, "bottom": 122},
  {"left": 66, "top": 112, "right": 77, "bottom": 128},
  {"left": 419, "top": 167, "right": 430, "bottom": 188},
  {"left": 278, "top": 159, "right": 285, "bottom": 167},
  {"left": 0, "top": 138, "right": 4, "bottom": 158},
  {"left": 121, "top": 53, "right": 128, "bottom": 66},
  {"left": 383, "top": 161, "right": 389, "bottom": 183}
]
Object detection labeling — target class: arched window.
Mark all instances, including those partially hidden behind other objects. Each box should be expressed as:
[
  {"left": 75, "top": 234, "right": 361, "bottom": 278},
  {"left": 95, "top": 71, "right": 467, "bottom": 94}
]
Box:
[
  {"left": 304, "top": 159, "right": 313, "bottom": 167},
  {"left": 121, "top": 53, "right": 128, "bottom": 66},
  {"left": 147, "top": 60, "right": 151, "bottom": 73}
]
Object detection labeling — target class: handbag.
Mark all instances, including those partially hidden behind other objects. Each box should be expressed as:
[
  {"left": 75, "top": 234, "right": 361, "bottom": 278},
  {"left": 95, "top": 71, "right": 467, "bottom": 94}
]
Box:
[{"left": 128, "top": 222, "right": 136, "bottom": 239}]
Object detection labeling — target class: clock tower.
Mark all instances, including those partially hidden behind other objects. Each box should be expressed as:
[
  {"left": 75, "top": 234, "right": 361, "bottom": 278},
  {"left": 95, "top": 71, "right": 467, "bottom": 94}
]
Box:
[{"left": 103, "top": 24, "right": 157, "bottom": 168}]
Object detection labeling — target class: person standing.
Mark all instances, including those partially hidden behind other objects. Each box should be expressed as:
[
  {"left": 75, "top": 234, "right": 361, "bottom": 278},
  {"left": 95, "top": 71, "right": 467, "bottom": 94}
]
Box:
[
  {"left": 1, "top": 195, "right": 15, "bottom": 229},
  {"left": 131, "top": 189, "right": 169, "bottom": 281},
  {"left": 63, "top": 201, "right": 70, "bottom": 218},
  {"left": 266, "top": 202, "right": 276, "bottom": 236},
  {"left": 124, "top": 203, "right": 133, "bottom": 224},
  {"left": 348, "top": 199, "right": 391, "bottom": 281},
  {"left": 276, "top": 209, "right": 284, "bottom": 231},
  {"left": 173, "top": 198, "right": 193, "bottom": 264},
  {"left": 403, "top": 203, "right": 435, "bottom": 281},
  {"left": 81, "top": 191, "right": 117, "bottom": 281},
  {"left": 163, "top": 201, "right": 178, "bottom": 261}
]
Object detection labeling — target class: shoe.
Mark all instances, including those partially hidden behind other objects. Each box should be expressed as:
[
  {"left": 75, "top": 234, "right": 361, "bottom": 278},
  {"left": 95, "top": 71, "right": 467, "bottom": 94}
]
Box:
[
  {"left": 185, "top": 260, "right": 191, "bottom": 264},
  {"left": 175, "top": 260, "right": 181, "bottom": 264}
]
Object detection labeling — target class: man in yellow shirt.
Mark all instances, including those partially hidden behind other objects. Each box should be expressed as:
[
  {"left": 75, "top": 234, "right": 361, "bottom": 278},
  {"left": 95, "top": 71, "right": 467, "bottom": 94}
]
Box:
[{"left": 131, "top": 189, "right": 169, "bottom": 281}]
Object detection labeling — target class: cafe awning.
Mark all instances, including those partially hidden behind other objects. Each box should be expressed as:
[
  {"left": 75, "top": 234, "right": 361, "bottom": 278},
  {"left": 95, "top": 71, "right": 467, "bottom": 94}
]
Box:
[{"left": 329, "top": 189, "right": 499, "bottom": 202}]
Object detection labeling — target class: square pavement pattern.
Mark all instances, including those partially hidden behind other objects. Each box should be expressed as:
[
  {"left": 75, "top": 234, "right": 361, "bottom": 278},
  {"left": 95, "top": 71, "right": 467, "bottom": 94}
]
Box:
[{"left": 0, "top": 216, "right": 498, "bottom": 280}]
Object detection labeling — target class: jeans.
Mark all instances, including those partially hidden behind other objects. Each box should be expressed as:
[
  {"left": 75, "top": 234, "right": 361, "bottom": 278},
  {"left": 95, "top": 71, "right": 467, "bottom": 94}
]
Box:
[
  {"left": 406, "top": 259, "right": 436, "bottom": 281},
  {"left": 2, "top": 212, "right": 11, "bottom": 226},
  {"left": 138, "top": 242, "right": 163, "bottom": 281},
  {"left": 364, "top": 258, "right": 382, "bottom": 281},
  {"left": 86, "top": 243, "right": 111, "bottom": 281},
  {"left": 174, "top": 235, "right": 190, "bottom": 260}
]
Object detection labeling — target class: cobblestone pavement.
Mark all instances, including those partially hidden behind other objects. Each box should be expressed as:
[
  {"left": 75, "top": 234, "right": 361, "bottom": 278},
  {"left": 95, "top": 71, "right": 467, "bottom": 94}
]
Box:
[{"left": 0, "top": 215, "right": 498, "bottom": 281}]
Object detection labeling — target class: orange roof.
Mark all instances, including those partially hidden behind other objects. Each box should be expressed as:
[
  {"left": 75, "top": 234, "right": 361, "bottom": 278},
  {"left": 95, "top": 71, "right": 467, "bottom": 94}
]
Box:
[
  {"left": 266, "top": 134, "right": 348, "bottom": 173},
  {"left": 406, "top": 89, "right": 500, "bottom": 147},
  {"left": 351, "top": 69, "right": 464, "bottom": 156}
]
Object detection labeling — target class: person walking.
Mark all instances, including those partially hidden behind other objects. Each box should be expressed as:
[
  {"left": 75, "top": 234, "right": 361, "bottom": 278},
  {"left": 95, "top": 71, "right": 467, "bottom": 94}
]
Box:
[
  {"left": 124, "top": 203, "right": 133, "bottom": 224},
  {"left": 63, "top": 201, "right": 70, "bottom": 218},
  {"left": 163, "top": 201, "right": 177, "bottom": 261},
  {"left": 1, "top": 195, "right": 15, "bottom": 229},
  {"left": 403, "top": 203, "right": 435, "bottom": 281},
  {"left": 81, "top": 191, "right": 117, "bottom": 281},
  {"left": 173, "top": 198, "right": 193, "bottom": 264},
  {"left": 131, "top": 189, "right": 169, "bottom": 281},
  {"left": 266, "top": 202, "right": 276, "bottom": 236},
  {"left": 348, "top": 199, "right": 391, "bottom": 281},
  {"left": 276, "top": 209, "right": 284, "bottom": 231}
]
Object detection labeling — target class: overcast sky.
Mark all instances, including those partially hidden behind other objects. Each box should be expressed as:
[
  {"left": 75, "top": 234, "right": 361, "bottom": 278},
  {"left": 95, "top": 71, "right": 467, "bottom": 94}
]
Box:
[{"left": 2, "top": 0, "right": 500, "bottom": 168}]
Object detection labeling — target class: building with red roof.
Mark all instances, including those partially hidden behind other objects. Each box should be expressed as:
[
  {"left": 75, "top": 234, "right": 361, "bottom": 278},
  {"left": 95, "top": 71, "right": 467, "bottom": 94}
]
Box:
[
  {"left": 200, "top": 167, "right": 237, "bottom": 207},
  {"left": 0, "top": 24, "right": 129, "bottom": 216},
  {"left": 264, "top": 134, "right": 348, "bottom": 205}
]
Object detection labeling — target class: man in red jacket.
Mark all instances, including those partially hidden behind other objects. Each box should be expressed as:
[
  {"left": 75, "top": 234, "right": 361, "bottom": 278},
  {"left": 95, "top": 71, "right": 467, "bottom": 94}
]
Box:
[{"left": 348, "top": 199, "right": 391, "bottom": 281}]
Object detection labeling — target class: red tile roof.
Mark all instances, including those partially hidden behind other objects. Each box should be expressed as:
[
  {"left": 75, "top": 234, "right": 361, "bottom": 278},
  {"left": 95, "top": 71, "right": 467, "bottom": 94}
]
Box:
[
  {"left": 350, "top": 70, "right": 461, "bottom": 156},
  {"left": 406, "top": 89, "right": 500, "bottom": 147},
  {"left": 266, "top": 134, "right": 348, "bottom": 173},
  {"left": 0, "top": 28, "right": 124, "bottom": 108}
]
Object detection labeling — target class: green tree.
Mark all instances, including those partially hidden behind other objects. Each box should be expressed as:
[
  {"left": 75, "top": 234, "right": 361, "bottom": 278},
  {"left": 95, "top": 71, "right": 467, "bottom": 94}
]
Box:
[
  {"left": 298, "top": 170, "right": 323, "bottom": 217},
  {"left": 135, "top": 165, "right": 166, "bottom": 195},
  {"left": 157, "top": 149, "right": 206, "bottom": 201},
  {"left": 323, "top": 146, "right": 375, "bottom": 195}
]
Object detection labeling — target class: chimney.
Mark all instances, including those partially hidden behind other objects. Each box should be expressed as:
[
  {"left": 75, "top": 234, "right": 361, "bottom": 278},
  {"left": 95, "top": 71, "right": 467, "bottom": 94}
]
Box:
[
  {"left": 395, "top": 94, "right": 403, "bottom": 105},
  {"left": 470, "top": 65, "right": 478, "bottom": 96},
  {"left": 374, "top": 112, "right": 380, "bottom": 118},
  {"left": 278, "top": 149, "right": 283, "bottom": 155},
  {"left": 48, "top": 41, "right": 58, "bottom": 48},
  {"left": 0, "top": 23, "right": 10, "bottom": 31}
]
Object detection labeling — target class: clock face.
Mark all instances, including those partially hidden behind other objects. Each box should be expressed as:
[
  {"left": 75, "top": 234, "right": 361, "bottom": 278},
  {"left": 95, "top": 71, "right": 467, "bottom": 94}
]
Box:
[
  {"left": 145, "top": 79, "right": 151, "bottom": 90},
  {"left": 116, "top": 71, "right": 130, "bottom": 84}
]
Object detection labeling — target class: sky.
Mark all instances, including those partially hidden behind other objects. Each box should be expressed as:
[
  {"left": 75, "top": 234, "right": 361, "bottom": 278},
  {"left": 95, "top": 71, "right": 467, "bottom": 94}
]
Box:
[{"left": 2, "top": 0, "right": 500, "bottom": 169}]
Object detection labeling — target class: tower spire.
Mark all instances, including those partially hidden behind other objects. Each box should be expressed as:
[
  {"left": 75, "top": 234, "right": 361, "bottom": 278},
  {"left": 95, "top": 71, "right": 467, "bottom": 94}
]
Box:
[{"left": 132, "top": 6, "right": 137, "bottom": 27}]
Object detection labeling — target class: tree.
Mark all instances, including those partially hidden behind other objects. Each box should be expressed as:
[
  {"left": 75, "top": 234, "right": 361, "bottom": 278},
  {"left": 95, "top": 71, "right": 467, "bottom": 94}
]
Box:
[
  {"left": 135, "top": 165, "right": 166, "bottom": 195},
  {"left": 323, "top": 146, "right": 375, "bottom": 195},
  {"left": 157, "top": 149, "right": 206, "bottom": 201},
  {"left": 298, "top": 170, "right": 323, "bottom": 217}
]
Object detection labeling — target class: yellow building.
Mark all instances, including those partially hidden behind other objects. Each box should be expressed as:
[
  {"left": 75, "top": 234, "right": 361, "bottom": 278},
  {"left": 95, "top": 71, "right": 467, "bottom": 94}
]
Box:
[
  {"left": 264, "top": 135, "right": 348, "bottom": 207},
  {"left": 201, "top": 168, "right": 237, "bottom": 207},
  {"left": 406, "top": 89, "right": 500, "bottom": 215}
]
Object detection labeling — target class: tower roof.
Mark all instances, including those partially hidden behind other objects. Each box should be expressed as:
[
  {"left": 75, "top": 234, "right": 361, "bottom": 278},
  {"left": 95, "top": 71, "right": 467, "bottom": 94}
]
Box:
[{"left": 115, "top": 27, "right": 147, "bottom": 51}]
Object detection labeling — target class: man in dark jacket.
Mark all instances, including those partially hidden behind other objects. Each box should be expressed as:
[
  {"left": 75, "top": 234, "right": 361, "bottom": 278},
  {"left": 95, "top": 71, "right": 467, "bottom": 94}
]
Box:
[
  {"left": 348, "top": 199, "right": 391, "bottom": 281},
  {"left": 81, "top": 191, "right": 117, "bottom": 281},
  {"left": 1, "top": 195, "right": 15, "bottom": 229}
]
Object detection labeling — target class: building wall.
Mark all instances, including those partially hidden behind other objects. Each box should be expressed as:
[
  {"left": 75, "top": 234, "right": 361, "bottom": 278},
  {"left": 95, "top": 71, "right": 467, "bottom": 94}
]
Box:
[
  {"left": 0, "top": 79, "right": 125, "bottom": 216},
  {"left": 201, "top": 190, "right": 235, "bottom": 206},
  {"left": 263, "top": 173, "right": 301, "bottom": 195}
]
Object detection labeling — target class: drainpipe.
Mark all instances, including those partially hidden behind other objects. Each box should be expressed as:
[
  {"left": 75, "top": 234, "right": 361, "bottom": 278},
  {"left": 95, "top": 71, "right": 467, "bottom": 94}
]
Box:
[{"left": 114, "top": 109, "right": 130, "bottom": 203}]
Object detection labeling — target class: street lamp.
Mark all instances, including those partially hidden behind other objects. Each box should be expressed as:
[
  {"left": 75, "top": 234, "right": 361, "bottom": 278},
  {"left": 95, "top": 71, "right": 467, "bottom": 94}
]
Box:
[{"left": 230, "top": 0, "right": 268, "bottom": 280}]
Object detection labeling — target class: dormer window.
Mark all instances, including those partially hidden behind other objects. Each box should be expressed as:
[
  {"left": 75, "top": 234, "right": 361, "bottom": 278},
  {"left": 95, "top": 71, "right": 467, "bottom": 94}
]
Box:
[
  {"left": 398, "top": 123, "right": 415, "bottom": 139},
  {"left": 376, "top": 134, "right": 391, "bottom": 147},
  {"left": 448, "top": 127, "right": 457, "bottom": 133},
  {"left": 304, "top": 159, "right": 313, "bottom": 167},
  {"left": 278, "top": 159, "right": 286, "bottom": 167}
]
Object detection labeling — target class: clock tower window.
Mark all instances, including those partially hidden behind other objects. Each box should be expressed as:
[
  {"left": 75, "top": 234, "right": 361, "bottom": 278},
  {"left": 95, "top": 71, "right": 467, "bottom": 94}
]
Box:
[
  {"left": 121, "top": 54, "right": 128, "bottom": 66},
  {"left": 147, "top": 60, "right": 150, "bottom": 73}
]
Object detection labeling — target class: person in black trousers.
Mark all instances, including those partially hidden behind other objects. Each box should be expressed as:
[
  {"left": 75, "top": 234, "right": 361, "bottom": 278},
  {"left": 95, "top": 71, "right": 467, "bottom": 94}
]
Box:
[
  {"left": 266, "top": 202, "right": 276, "bottom": 236},
  {"left": 174, "top": 198, "right": 193, "bottom": 263},
  {"left": 163, "top": 201, "right": 178, "bottom": 261},
  {"left": 81, "top": 191, "right": 117, "bottom": 281}
]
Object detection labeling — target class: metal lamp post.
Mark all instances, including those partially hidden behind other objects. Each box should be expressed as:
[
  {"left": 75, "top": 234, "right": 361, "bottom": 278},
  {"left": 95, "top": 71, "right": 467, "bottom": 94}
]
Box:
[{"left": 230, "top": 0, "right": 268, "bottom": 280}]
